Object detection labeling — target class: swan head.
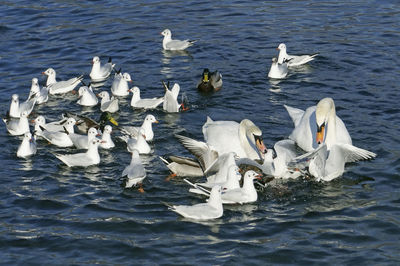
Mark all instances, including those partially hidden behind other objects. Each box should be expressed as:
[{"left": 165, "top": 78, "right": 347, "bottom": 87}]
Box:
[
  {"left": 240, "top": 119, "right": 268, "bottom": 159},
  {"left": 315, "top": 97, "right": 335, "bottom": 144}
]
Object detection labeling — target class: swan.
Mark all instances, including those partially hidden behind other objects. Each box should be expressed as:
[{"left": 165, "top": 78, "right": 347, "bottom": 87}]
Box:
[
  {"left": 285, "top": 97, "right": 376, "bottom": 163},
  {"left": 202, "top": 117, "right": 267, "bottom": 160}
]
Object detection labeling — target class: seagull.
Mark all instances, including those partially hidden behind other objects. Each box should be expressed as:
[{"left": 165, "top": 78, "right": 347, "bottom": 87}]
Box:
[
  {"left": 159, "top": 155, "right": 204, "bottom": 178},
  {"left": 119, "top": 128, "right": 151, "bottom": 154},
  {"left": 129, "top": 86, "right": 164, "bottom": 109},
  {"left": 54, "top": 138, "right": 103, "bottom": 167},
  {"left": 97, "top": 91, "right": 119, "bottom": 113},
  {"left": 219, "top": 170, "right": 261, "bottom": 204},
  {"left": 42, "top": 68, "right": 83, "bottom": 95},
  {"left": 122, "top": 150, "right": 147, "bottom": 190},
  {"left": 119, "top": 114, "right": 158, "bottom": 142},
  {"left": 268, "top": 57, "right": 289, "bottom": 79},
  {"left": 90, "top": 56, "right": 115, "bottom": 82},
  {"left": 28, "top": 77, "right": 48, "bottom": 105},
  {"left": 33, "top": 115, "right": 69, "bottom": 132},
  {"left": 196, "top": 68, "right": 223, "bottom": 93},
  {"left": 77, "top": 85, "right": 98, "bottom": 107},
  {"left": 161, "top": 29, "right": 196, "bottom": 51},
  {"left": 63, "top": 111, "right": 118, "bottom": 134},
  {"left": 17, "top": 132, "right": 37, "bottom": 158},
  {"left": 99, "top": 125, "right": 115, "bottom": 149},
  {"left": 111, "top": 72, "right": 132, "bottom": 97},
  {"left": 162, "top": 82, "right": 186, "bottom": 113},
  {"left": 37, "top": 117, "right": 76, "bottom": 147},
  {"left": 68, "top": 127, "right": 99, "bottom": 150},
  {"left": 9, "top": 93, "right": 36, "bottom": 118},
  {"left": 2, "top": 111, "right": 30, "bottom": 136},
  {"left": 165, "top": 185, "right": 223, "bottom": 220},
  {"left": 277, "top": 43, "right": 319, "bottom": 67}
]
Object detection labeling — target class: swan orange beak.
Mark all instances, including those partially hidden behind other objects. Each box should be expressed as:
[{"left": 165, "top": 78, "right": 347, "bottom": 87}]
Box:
[
  {"left": 254, "top": 136, "right": 267, "bottom": 155},
  {"left": 316, "top": 125, "right": 325, "bottom": 144}
]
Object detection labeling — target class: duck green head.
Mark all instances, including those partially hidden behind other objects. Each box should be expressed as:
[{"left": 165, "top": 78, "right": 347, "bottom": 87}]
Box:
[{"left": 100, "top": 112, "right": 118, "bottom": 126}]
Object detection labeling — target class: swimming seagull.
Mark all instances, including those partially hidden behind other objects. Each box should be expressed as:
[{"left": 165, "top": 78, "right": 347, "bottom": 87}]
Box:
[
  {"left": 2, "top": 111, "right": 30, "bottom": 136},
  {"left": 164, "top": 185, "right": 223, "bottom": 220},
  {"left": 268, "top": 57, "right": 289, "bottom": 79},
  {"left": 54, "top": 138, "right": 103, "bottom": 167},
  {"left": 161, "top": 29, "right": 196, "bottom": 51},
  {"left": 37, "top": 117, "right": 76, "bottom": 147},
  {"left": 129, "top": 86, "right": 164, "bottom": 110},
  {"left": 97, "top": 91, "right": 119, "bottom": 113},
  {"left": 122, "top": 150, "right": 147, "bottom": 190},
  {"left": 28, "top": 77, "right": 48, "bottom": 105},
  {"left": 77, "top": 84, "right": 98, "bottom": 107},
  {"left": 68, "top": 127, "right": 99, "bottom": 150},
  {"left": 119, "top": 114, "right": 158, "bottom": 142},
  {"left": 99, "top": 125, "right": 115, "bottom": 149},
  {"left": 90, "top": 56, "right": 115, "bottom": 82},
  {"left": 17, "top": 132, "right": 37, "bottom": 158},
  {"left": 111, "top": 72, "right": 132, "bottom": 97},
  {"left": 119, "top": 128, "right": 151, "bottom": 154},
  {"left": 277, "top": 43, "right": 319, "bottom": 67},
  {"left": 42, "top": 68, "right": 83, "bottom": 95},
  {"left": 9, "top": 93, "right": 36, "bottom": 118},
  {"left": 162, "top": 81, "right": 187, "bottom": 113}
]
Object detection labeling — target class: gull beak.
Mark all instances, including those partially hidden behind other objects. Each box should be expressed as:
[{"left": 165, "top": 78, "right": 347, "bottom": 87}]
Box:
[{"left": 154, "top": 120, "right": 159, "bottom": 124}]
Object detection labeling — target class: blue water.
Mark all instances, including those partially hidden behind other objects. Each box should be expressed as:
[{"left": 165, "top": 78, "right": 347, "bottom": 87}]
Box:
[{"left": 1, "top": 0, "right": 399, "bottom": 264}]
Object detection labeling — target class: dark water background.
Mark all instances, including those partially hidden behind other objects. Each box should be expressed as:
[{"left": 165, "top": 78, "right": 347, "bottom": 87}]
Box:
[{"left": 0, "top": 0, "right": 399, "bottom": 264}]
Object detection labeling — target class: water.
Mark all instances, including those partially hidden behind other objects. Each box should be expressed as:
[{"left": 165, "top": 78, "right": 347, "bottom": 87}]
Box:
[{"left": 0, "top": 0, "right": 399, "bottom": 264}]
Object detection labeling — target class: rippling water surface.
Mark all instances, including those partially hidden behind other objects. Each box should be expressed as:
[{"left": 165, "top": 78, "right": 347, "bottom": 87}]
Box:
[{"left": 1, "top": 0, "right": 399, "bottom": 264}]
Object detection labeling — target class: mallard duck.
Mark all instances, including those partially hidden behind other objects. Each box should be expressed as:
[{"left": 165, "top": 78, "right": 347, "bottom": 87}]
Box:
[
  {"left": 63, "top": 111, "right": 118, "bottom": 134},
  {"left": 196, "top": 68, "right": 223, "bottom": 93}
]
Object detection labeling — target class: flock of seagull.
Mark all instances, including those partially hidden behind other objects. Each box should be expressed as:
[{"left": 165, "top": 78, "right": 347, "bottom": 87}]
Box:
[{"left": 2, "top": 29, "right": 376, "bottom": 220}]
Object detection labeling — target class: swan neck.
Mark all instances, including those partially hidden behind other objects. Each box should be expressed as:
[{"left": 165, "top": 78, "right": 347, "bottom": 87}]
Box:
[{"left": 325, "top": 104, "right": 337, "bottom": 146}]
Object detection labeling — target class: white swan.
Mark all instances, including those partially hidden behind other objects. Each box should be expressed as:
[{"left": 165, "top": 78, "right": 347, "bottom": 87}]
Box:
[
  {"left": 285, "top": 97, "right": 376, "bottom": 163},
  {"left": 202, "top": 117, "right": 267, "bottom": 160}
]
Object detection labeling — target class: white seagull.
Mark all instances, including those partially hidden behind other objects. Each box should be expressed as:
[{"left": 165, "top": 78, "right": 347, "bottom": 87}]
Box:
[
  {"left": 100, "top": 125, "right": 115, "bottom": 149},
  {"left": 33, "top": 115, "right": 69, "bottom": 133},
  {"left": 119, "top": 114, "right": 158, "bottom": 142},
  {"left": 119, "top": 128, "right": 151, "bottom": 154},
  {"left": 277, "top": 43, "right": 319, "bottom": 67},
  {"left": 37, "top": 117, "right": 76, "bottom": 147},
  {"left": 97, "top": 91, "right": 119, "bottom": 113},
  {"left": 28, "top": 77, "right": 48, "bottom": 105},
  {"left": 90, "top": 56, "right": 115, "bottom": 82},
  {"left": 3, "top": 111, "right": 30, "bottom": 136},
  {"left": 166, "top": 185, "right": 223, "bottom": 220},
  {"left": 111, "top": 72, "right": 132, "bottom": 97},
  {"left": 122, "top": 150, "right": 147, "bottom": 189},
  {"left": 219, "top": 170, "right": 261, "bottom": 204},
  {"left": 9, "top": 93, "right": 36, "bottom": 118},
  {"left": 268, "top": 57, "right": 289, "bottom": 79},
  {"left": 129, "top": 86, "right": 164, "bottom": 109},
  {"left": 161, "top": 29, "right": 196, "bottom": 51},
  {"left": 55, "top": 138, "right": 103, "bottom": 167},
  {"left": 17, "top": 132, "right": 37, "bottom": 158},
  {"left": 68, "top": 127, "right": 99, "bottom": 150},
  {"left": 42, "top": 68, "right": 83, "bottom": 95},
  {"left": 77, "top": 85, "right": 98, "bottom": 107},
  {"left": 163, "top": 82, "right": 183, "bottom": 113}
]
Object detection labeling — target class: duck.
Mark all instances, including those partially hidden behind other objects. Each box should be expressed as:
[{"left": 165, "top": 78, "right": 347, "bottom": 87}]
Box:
[
  {"left": 129, "top": 86, "right": 164, "bottom": 109},
  {"left": 196, "top": 68, "right": 223, "bottom": 93},
  {"left": 42, "top": 68, "right": 83, "bottom": 95},
  {"left": 9, "top": 93, "right": 36, "bottom": 118},
  {"left": 17, "top": 132, "right": 37, "bottom": 158},
  {"left": 285, "top": 97, "right": 376, "bottom": 163},
  {"left": 90, "top": 56, "right": 115, "bottom": 82},
  {"left": 111, "top": 72, "right": 132, "bottom": 97},
  {"left": 97, "top": 91, "right": 119, "bottom": 113},
  {"left": 119, "top": 128, "right": 151, "bottom": 154},
  {"left": 268, "top": 57, "right": 289, "bottom": 79},
  {"left": 161, "top": 29, "right": 196, "bottom": 51},
  {"left": 28, "top": 77, "right": 48, "bottom": 105},
  {"left": 119, "top": 114, "right": 158, "bottom": 142},
  {"left": 37, "top": 117, "right": 76, "bottom": 147},
  {"left": 277, "top": 43, "right": 319, "bottom": 67},
  {"left": 2, "top": 111, "right": 30, "bottom": 136},
  {"left": 122, "top": 150, "right": 147, "bottom": 190},
  {"left": 77, "top": 85, "right": 98, "bottom": 107},
  {"left": 99, "top": 125, "right": 115, "bottom": 149},
  {"left": 165, "top": 185, "right": 223, "bottom": 220},
  {"left": 54, "top": 138, "right": 103, "bottom": 167},
  {"left": 62, "top": 111, "right": 118, "bottom": 134}
]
